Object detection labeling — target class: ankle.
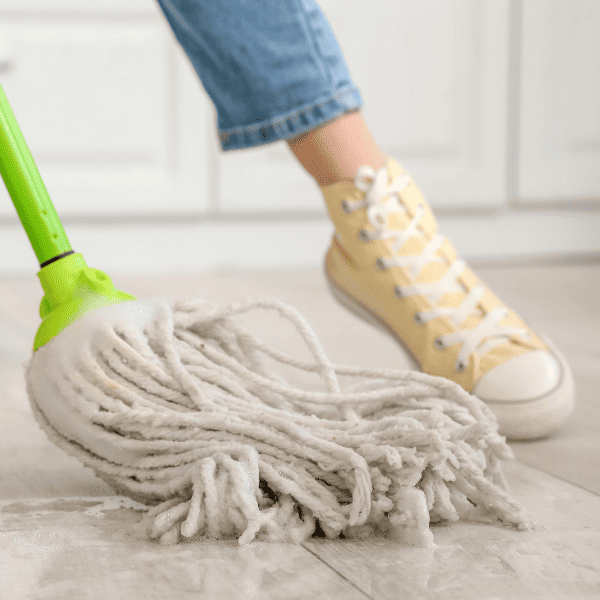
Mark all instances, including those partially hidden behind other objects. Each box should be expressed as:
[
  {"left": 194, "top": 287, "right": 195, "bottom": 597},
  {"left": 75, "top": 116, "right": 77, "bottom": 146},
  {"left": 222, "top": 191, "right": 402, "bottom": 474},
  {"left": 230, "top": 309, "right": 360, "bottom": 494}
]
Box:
[
  {"left": 317, "top": 151, "right": 388, "bottom": 187},
  {"left": 286, "top": 110, "right": 388, "bottom": 187}
]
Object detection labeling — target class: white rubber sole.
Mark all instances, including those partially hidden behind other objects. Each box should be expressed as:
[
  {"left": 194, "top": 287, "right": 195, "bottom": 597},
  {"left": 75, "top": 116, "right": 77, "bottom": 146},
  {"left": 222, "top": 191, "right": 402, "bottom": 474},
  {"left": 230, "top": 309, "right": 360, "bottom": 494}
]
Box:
[{"left": 324, "top": 266, "right": 576, "bottom": 441}]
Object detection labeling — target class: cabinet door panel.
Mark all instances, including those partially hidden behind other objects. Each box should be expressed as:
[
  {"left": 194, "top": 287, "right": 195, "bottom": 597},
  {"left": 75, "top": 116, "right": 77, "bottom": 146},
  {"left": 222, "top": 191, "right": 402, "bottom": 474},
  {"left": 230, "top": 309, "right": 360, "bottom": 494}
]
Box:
[
  {"left": 519, "top": 0, "right": 600, "bottom": 202},
  {"left": 0, "top": 12, "right": 209, "bottom": 218}
]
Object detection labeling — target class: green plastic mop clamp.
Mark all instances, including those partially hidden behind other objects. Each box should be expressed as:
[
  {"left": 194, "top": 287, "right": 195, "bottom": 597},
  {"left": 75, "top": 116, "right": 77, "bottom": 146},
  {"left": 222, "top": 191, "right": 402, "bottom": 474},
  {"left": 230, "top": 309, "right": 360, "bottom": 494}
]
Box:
[{"left": 34, "top": 252, "right": 137, "bottom": 351}]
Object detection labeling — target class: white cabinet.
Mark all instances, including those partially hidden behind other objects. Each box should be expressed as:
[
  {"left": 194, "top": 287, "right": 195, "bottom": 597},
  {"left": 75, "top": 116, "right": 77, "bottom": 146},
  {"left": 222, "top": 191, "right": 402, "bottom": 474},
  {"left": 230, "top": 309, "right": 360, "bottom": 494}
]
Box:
[{"left": 0, "top": 0, "right": 598, "bottom": 275}]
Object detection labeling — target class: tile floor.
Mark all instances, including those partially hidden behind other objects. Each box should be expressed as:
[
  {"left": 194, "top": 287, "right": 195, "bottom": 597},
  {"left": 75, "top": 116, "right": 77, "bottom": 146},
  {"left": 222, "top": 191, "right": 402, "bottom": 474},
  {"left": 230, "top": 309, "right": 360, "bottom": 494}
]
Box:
[{"left": 1, "top": 263, "right": 599, "bottom": 599}]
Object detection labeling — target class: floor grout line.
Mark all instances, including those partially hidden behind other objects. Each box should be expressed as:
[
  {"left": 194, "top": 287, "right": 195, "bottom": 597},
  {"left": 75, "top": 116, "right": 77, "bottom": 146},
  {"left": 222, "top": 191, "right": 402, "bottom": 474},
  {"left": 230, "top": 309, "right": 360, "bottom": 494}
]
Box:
[
  {"left": 510, "top": 457, "right": 600, "bottom": 498},
  {"left": 301, "top": 542, "right": 374, "bottom": 600}
]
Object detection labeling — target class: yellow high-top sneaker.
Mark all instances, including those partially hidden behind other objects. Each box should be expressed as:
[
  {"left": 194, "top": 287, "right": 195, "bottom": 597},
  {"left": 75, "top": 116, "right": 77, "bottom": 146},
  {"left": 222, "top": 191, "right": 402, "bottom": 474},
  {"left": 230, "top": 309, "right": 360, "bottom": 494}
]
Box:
[{"left": 321, "top": 156, "right": 575, "bottom": 440}]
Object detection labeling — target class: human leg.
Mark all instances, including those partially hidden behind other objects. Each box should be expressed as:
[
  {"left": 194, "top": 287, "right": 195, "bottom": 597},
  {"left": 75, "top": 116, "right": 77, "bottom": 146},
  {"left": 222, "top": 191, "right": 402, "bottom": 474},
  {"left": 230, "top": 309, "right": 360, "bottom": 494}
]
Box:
[
  {"left": 156, "top": 0, "right": 575, "bottom": 440},
  {"left": 286, "top": 108, "right": 387, "bottom": 186}
]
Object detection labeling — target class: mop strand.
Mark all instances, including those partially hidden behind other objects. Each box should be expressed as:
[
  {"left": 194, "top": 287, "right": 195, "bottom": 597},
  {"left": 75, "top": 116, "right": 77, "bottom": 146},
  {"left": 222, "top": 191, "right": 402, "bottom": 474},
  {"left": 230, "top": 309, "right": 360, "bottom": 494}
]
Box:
[{"left": 25, "top": 296, "right": 537, "bottom": 546}]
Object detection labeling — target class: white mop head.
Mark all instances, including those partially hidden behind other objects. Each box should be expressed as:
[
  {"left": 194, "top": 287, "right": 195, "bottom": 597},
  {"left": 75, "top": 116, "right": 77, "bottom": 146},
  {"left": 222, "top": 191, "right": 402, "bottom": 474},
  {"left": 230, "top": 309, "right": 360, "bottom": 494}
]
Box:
[{"left": 25, "top": 296, "right": 537, "bottom": 545}]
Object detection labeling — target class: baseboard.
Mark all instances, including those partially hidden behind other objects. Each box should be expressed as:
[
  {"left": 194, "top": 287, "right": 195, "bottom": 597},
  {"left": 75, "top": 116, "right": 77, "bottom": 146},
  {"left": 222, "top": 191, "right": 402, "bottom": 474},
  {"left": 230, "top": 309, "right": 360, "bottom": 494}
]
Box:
[{"left": 1, "top": 209, "right": 599, "bottom": 276}]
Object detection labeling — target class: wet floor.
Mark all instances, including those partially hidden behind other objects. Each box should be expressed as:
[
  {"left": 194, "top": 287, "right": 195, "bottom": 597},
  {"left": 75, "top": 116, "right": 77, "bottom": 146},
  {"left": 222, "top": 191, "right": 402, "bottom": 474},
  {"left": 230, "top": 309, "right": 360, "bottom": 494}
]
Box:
[{"left": 1, "top": 265, "right": 599, "bottom": 599}]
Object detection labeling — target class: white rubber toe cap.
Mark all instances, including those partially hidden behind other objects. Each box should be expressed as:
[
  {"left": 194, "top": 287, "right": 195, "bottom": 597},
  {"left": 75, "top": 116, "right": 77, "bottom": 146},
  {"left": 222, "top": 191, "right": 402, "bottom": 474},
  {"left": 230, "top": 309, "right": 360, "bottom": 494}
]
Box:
[
  {"left": 473, "top": 350, "right": 561, "bottom": 402},
  {"left": 473, "top": 336, "right": 575, "bottom": 441}
]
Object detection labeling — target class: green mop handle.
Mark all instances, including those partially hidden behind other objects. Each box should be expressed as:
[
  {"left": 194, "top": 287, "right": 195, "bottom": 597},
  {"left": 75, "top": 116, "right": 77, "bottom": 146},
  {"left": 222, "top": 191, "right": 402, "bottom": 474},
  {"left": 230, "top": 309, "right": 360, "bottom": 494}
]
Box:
[
  {"left": 0, "top": 81, "right": 73, "bottom": 266},
  {"left": 0, "top": 81, "right": 136, "bottom": 350}
]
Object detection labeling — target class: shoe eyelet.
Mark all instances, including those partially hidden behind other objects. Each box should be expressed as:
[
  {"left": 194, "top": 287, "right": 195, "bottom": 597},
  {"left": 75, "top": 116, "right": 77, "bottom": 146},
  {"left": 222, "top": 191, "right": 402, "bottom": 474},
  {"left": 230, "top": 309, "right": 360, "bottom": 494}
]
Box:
[
  {"left": 341, "top": 200, "right": 352, "bottom": 214},
  {"left": 394, "top": 286, "right": 403, "bottom": 299},
  {"left": 455, "top": 361, "right": 466, "bottom": 373},
  {"left": 413, "top": 312, "right": 424, "bottom": 325},
  {"left": 434, "top": 338, "right": 444, "bottom": 350},
  {"left": 375, "top": 257, "right": 386, "bottom": 270},
  {"left": 358, "top": 229, "right": 370, "bottom": 242}
]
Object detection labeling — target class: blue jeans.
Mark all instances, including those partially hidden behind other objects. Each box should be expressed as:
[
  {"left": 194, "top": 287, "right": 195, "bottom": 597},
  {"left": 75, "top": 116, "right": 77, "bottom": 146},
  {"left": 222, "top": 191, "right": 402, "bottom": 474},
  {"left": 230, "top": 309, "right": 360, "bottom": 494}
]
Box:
[{"left": 156, "top": 0, "right": 364, "bottom": 151}]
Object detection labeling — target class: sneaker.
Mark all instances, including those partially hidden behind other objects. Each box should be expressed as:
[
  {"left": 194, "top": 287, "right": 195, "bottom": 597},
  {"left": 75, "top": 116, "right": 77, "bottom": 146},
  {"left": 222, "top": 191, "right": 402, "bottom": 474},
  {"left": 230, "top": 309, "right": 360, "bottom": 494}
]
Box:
[{"left": 320, "top": 156, "right": 575, "bottom": 440}]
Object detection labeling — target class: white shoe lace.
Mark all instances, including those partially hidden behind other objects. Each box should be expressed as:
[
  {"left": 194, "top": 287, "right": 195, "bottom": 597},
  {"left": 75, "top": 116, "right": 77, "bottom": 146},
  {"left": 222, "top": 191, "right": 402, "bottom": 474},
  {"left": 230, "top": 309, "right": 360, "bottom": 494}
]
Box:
[{"left": 342, "top": 164, "right": 530, "bottom": 372}]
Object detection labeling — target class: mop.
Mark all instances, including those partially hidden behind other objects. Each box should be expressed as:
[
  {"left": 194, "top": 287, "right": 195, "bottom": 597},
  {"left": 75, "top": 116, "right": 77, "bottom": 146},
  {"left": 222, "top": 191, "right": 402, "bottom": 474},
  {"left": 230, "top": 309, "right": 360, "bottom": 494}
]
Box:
[{"left": 0, "top": 82, "right": 537, "bottom": 546}]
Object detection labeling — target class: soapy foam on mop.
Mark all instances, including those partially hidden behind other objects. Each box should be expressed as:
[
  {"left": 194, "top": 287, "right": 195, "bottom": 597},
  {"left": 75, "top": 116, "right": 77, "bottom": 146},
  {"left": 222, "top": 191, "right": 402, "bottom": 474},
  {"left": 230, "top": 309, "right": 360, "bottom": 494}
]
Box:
[{"left": 26, "top": 296, "right": 537, "bottom": 546}]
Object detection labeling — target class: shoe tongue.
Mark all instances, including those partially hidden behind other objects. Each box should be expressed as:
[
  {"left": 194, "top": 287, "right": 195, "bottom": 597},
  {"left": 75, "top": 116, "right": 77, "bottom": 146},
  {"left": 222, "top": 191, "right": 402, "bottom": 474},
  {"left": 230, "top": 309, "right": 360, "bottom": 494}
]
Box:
[
  {"left": 379, "top": 156, "right": 470, "bottom": 316},
  {"left": 378, "top": 156, "right": 424, "bottom": 246}
]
